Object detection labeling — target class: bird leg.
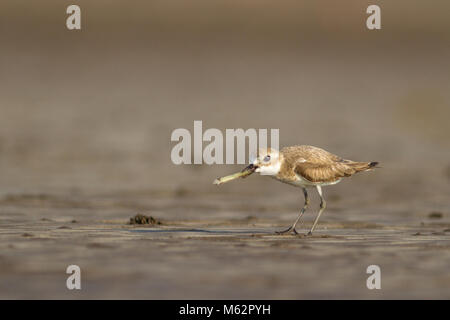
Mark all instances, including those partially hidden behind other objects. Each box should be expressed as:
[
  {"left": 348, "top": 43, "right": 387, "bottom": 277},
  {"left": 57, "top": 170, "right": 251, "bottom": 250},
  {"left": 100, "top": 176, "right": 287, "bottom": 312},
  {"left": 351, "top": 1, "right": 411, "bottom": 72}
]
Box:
[
  {"left": 307, "top": 185, "right": 326, "bottom": 235},
  {"left": 276, "top": 188, "right": 309, "bottom": 235}
]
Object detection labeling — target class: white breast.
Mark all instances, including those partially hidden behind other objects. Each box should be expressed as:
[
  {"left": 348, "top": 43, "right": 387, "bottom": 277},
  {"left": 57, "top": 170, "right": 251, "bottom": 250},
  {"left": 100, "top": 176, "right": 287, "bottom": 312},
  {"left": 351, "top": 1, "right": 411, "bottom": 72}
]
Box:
[
  {"left": 273, "top": 174, "right": 342, "bottom": 188},
  {"left": 292, "top": 174, "right": 342, "bottom": 187}
]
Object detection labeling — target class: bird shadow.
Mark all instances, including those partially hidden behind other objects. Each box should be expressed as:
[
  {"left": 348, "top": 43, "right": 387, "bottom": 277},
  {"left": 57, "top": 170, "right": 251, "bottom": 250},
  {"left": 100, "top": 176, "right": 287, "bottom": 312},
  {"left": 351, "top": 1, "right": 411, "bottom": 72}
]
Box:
[
  {"left": 128, "top": 228, "right": 272, "bottom": 235},
  {"left": 126, "top": 228, "right": 333, "bottom": 238}
]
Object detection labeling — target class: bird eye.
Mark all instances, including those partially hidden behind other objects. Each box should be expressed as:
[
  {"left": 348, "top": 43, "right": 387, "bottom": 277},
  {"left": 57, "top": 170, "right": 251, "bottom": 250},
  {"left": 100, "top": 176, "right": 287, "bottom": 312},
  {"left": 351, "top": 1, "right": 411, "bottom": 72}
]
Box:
[{"left": 263, "top": 155, "right": 271, "bottom": 162}]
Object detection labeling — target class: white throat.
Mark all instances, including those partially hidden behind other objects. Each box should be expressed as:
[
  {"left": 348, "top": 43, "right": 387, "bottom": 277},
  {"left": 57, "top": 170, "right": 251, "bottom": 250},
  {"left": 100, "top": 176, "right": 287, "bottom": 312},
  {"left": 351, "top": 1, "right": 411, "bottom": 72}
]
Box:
[{"left": 256, "top": 161, "right": 281, "bottom": 176}]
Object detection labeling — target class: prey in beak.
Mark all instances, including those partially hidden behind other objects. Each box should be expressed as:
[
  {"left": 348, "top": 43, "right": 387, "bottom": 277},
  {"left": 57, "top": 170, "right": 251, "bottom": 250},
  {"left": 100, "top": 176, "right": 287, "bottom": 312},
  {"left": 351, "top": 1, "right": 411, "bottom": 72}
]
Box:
[{"left": 213, "top": 163, "right": 257, "bottom": 185}]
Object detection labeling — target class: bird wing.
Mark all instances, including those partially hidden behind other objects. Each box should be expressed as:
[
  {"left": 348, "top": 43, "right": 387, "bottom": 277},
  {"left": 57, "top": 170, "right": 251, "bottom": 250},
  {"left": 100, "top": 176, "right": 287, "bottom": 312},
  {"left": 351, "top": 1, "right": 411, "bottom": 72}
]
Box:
[
  {"left": 293, "top": 160, "right": 351, "bottom": 183},
  {"left": 290, "top": 146, "right": 352, "bottom": 183}
]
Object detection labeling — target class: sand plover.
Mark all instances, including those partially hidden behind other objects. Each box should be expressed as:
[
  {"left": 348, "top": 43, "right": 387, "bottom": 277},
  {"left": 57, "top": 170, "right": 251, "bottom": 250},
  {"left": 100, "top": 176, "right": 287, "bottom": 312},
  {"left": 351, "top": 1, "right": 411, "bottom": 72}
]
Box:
[{"left": 215, "top": 145, "right": 378, "bottom": 235}]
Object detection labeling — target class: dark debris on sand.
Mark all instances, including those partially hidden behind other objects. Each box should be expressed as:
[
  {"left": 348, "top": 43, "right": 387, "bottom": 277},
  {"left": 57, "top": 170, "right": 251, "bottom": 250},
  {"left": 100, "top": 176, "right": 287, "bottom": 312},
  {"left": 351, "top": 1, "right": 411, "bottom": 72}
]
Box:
[
  {"left": 129, "top": 214, "right": 162, "bottom": 225},
  {"left": 428, "top": 212, "right": 443, "bottom": 219}
]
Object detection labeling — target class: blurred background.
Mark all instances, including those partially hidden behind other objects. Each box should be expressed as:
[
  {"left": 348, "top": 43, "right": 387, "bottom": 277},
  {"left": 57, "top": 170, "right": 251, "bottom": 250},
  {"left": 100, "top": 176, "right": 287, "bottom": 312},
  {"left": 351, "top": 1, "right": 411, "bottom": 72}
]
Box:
[
  {"left": 0, "top": 0, "right": 449, "bottom": 299},
  {"left": 1, "top": 0, "right": 449, "bottom": 194}
]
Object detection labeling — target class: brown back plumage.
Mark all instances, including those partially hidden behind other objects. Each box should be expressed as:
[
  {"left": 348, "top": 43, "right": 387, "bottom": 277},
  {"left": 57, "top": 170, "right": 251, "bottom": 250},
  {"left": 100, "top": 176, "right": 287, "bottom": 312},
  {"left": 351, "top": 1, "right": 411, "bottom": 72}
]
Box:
[{"left": 279, "top": 145, "right": 378, "bottom": 183}]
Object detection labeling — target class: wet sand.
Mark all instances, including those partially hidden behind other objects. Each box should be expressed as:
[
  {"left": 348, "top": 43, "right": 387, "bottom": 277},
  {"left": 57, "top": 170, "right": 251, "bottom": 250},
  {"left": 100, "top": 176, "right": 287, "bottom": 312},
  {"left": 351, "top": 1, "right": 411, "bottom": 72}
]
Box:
[{"left": 1, "top": 186, "right": 449, "bottom": 299}]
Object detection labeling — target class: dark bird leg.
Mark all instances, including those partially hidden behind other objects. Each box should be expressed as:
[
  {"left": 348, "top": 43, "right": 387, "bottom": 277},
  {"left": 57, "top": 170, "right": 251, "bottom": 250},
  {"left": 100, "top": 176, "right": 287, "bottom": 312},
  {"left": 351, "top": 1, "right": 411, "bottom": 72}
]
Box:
[
  {"left": 308, "top": 185, "right": 326, "bottom": 235},
  {"left": 277, "top": 188, "right": 309, "bottom": 235}
]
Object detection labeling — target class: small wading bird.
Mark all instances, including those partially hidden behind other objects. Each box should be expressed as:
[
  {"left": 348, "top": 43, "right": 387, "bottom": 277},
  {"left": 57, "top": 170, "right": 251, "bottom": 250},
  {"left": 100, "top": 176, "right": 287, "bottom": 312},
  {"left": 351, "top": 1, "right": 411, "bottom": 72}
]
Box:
[{"left": 214, "top": 145, "right": 378, "bottom": 235}]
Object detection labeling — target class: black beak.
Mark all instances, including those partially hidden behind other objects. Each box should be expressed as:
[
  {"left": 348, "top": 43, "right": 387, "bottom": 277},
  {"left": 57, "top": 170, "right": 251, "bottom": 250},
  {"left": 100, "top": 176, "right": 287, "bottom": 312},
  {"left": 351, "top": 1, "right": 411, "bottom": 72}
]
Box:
[{"left": 242, "top": 163, "right": 257, "bottom": 173}]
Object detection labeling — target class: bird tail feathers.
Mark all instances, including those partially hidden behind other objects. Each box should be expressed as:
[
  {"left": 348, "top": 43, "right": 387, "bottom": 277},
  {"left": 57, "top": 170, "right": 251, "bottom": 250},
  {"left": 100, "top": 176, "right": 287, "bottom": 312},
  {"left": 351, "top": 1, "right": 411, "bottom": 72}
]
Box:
[{"left": 348, "top": 161, "right": 379, "bottom": 172}]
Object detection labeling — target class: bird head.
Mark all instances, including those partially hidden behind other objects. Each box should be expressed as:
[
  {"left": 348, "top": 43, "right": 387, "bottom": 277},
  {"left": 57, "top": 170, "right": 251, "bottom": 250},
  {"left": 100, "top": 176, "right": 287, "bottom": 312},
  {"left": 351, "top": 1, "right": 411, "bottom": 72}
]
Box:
[{"left": 242, "top": 148, "right": 281, "bottom": 176}]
